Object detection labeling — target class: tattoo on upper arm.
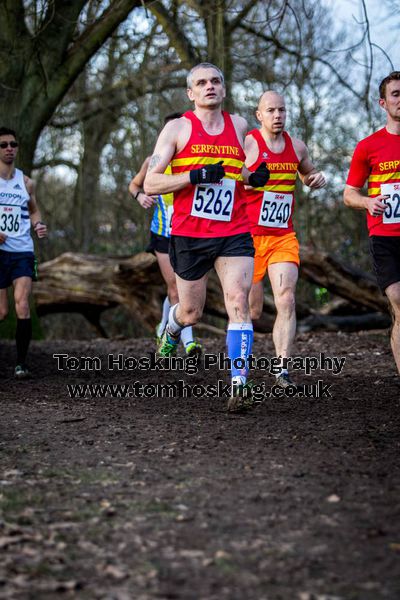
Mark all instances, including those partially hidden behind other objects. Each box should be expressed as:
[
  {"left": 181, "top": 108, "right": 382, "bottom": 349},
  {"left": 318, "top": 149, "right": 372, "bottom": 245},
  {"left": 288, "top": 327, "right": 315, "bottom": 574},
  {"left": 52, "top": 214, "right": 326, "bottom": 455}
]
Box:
[{"left": 148, "top": 154, "right": 161, "bottom": 172}]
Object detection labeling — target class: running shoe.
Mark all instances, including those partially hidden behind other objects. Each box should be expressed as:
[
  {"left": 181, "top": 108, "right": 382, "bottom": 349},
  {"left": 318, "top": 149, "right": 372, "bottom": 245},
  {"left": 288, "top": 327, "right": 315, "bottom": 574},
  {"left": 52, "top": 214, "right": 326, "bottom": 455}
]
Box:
[
  {"left": 14, "top": 364, "right": 30, "bottom": 379},
  {"left": 227, "top": 380, "right": 255, "bottom": 413},
  {"left": 158, "top": 329, "right": 180, "bottom": 357},
  {"left": 275, "top": 372, "right": 296, "bottom": 389},
  {"left": 185, "top": 341, "right": 203, "bottom": 358}
]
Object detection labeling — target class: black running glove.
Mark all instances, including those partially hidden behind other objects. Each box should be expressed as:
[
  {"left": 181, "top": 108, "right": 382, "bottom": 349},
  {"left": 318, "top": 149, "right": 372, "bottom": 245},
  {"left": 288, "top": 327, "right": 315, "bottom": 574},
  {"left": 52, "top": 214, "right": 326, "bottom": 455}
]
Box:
[
  {"left": 248, "top": 161, "right": 270, "bottom": 187},
  {"left": 190, "top": 161, "right": 225, "bottom": 184}
]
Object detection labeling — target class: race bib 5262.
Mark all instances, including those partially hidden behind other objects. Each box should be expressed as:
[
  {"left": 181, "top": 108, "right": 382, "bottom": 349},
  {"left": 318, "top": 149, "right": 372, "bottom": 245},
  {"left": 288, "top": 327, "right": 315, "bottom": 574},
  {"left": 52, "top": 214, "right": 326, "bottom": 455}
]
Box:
[{"left": 191, "top": 179, "right": 235, "bottom": 222}]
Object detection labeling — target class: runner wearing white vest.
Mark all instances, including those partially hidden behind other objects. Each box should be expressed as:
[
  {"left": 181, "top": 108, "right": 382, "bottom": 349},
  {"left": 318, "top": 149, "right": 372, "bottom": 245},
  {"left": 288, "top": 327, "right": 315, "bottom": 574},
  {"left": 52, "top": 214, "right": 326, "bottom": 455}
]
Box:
[{"left": 0, "top": 127, "right": 47, "bottom": 378}]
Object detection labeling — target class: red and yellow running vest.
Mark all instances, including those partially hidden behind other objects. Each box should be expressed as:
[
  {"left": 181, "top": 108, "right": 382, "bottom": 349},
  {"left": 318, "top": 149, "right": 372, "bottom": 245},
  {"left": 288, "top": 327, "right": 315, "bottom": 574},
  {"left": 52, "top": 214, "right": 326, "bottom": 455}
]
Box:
[
  {"left": 246, "top": 129, "right": 299, "bottom": 236},
  {"left": 170, "top": 111, "right": 249, "bottom": 237},
  {"left": 346, "top": 128, "right": 400, "bottom": 236}
]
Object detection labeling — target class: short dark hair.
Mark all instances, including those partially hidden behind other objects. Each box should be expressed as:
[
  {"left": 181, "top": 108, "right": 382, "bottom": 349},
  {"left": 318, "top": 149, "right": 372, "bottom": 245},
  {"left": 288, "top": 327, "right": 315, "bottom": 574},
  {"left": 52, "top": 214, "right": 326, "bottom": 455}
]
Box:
[
  {"left": 0, "top": 127, "right": 17, "bottom": 138},
  {"left": 164, "top": 112, "right": 183, "bottom": 123},
  {"left": 379, "top": 71, "right": 400, "bottom": 99}
]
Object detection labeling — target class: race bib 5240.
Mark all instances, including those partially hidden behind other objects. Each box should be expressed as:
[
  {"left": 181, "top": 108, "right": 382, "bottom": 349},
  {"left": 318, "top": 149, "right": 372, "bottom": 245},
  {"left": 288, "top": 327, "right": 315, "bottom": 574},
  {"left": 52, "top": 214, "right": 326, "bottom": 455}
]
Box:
[{"left": 258, "top": 191, "right": 293, "bottom": 228}]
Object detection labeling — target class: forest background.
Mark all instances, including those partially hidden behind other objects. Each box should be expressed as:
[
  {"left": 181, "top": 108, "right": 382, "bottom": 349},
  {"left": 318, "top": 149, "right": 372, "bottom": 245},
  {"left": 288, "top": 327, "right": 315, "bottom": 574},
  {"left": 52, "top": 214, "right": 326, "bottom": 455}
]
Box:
[{"left": 0, "top": 0, "right": 398, "bottom": 339}]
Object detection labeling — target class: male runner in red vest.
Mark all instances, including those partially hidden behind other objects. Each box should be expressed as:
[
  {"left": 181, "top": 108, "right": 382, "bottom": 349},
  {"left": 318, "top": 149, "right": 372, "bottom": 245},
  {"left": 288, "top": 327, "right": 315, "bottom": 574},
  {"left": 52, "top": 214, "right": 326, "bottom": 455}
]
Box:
[
  {"left": 344, "top": 71, "right": 400, "bottom": 374},
  {"left": 144, "top": 63, "right": 269, "bottom": 411},
  {"left": 245, "top": 91, "right": 325, "bottom": 388}
]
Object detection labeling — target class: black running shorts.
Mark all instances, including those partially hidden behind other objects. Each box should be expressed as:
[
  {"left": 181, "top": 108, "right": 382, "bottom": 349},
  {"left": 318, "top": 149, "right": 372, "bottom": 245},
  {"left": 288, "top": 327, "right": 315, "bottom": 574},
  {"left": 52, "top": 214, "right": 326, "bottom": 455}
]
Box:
[
  {"left": 146, "top": 231, "right": 170, "bottom": 255},
  {"left": 0, "top": 250, "right": 36, "bottom": 288},
  {"left": 169, "top": 232, "right": 255, "bottom": 281},
  {"left": 369, "top": 235, "right": 400, "bottom": 292}
]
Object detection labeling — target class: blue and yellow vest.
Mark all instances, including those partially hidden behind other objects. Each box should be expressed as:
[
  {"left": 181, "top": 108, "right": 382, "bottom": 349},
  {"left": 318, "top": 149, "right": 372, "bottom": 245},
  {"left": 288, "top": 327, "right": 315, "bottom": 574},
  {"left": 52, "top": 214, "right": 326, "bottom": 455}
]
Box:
[{"left": 150, "top": 164, "right": 174, "bottom": 238}]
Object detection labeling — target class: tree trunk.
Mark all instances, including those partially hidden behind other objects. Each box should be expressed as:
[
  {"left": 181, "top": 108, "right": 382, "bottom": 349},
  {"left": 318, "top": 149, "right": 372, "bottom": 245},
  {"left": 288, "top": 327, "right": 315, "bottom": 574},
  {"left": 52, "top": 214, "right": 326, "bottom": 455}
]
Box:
[{"left": 0, "top": 1, "right": 141, "bottom": 174}]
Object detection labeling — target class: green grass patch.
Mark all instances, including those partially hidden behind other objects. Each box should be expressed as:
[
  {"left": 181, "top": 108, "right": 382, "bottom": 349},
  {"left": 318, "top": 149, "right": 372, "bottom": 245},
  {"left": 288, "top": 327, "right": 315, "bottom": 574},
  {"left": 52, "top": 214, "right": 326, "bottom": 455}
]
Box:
[{"left": 0, "top": 487, "right": 45, "bottom": 515}]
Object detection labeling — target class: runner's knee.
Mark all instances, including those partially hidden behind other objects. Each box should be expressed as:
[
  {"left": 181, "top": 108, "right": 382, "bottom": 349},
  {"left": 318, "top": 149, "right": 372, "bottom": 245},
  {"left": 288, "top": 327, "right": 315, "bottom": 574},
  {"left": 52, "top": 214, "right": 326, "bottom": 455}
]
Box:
[
  {"left": 274, "top": 289, "right": 296, "bottom": 315},
  {"left": 226, "top": 289, "right": 250, "bottom": 317},
  {"left": 0, "top": 306, "right": 8, "bottom": 321},
  {"left": 178, "top": 305, "right": 203, "bottom": 326},
  {"left": 14, "top": 297, "right": 30, "bottom": 319}
]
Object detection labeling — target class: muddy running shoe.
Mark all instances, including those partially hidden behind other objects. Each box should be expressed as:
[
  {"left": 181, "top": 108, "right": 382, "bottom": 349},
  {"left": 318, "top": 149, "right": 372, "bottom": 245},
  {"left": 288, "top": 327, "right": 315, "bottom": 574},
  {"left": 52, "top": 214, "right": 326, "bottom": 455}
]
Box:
[
  {"left": 158, "top": 329, "right": 180, "bottom": 357},
  {"left": 275, "top": 372, "right": 296, "bottom": 390},
  {"left": 227, "top": 381, "right": 255, "bottom": 413},
  {"left": 185, "top": 341, "right": 203, "bottom": 359},
  {"left": 14, "top": 364, "right": 30, "bottom": 380}
]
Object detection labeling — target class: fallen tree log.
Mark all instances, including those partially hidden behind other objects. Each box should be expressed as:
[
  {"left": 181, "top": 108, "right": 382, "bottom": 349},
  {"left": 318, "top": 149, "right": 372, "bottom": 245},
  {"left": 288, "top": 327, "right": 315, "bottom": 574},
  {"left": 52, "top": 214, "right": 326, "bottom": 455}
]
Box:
[
  {"left": 33, "top": 247, "right": 389, "bottom": 336},
  {"left": 34, "top": 252, "right": 165, "bottom": 335},
  {"left": 300, "top": 246, "right": 388, "bottom": 313}
]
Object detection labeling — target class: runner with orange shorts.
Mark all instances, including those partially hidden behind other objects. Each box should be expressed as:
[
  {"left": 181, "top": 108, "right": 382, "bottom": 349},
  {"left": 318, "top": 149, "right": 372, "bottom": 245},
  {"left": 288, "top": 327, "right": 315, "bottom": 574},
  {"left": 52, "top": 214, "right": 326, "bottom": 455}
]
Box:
[{"left": 245, "top": 91, "right": 326, "bottom": 388}]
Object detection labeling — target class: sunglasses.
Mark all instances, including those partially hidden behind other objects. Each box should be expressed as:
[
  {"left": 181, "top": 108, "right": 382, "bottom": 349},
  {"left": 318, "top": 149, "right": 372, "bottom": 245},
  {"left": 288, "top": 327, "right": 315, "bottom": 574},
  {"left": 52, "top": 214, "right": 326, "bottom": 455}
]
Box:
[{"left": 0, "top": 141, "right": 18, "bottom": 149}]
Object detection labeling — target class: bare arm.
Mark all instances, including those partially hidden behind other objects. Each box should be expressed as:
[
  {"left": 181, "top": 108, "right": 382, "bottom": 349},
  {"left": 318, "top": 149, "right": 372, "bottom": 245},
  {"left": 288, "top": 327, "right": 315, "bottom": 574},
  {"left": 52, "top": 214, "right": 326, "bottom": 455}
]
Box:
[
  {"left": 343, "top": 184, "right": 387, "bottom": 217},
  {"left": 128, "top": 157, "right": 158, "bottom": 209},
  {"left": 231, "top": 114, "right": 254, "bottom": 184},
  {"left": 294, "top": 139, "right": 326, "bottom": 189},
  {"left": 242, "top": 134, "right": 259, "bottom": 185},
  {"left": 26, "top": 177, "right": 47, "bottom": 238},
  {"left": 144, "top": 120, "right": 191, "bottom": 195},
  {"left": 129, "top": 156, "right": 150, "bottom": 192},
  {"left": 244, "top": 133, "right": 259, "bottom": 168}
]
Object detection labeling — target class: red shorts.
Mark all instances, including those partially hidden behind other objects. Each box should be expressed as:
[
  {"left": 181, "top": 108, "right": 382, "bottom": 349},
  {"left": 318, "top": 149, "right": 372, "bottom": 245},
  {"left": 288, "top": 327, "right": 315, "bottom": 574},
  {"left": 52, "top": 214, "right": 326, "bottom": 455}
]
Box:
[{"left": 252, "top": 232, "right": 300, "bottom": 284}]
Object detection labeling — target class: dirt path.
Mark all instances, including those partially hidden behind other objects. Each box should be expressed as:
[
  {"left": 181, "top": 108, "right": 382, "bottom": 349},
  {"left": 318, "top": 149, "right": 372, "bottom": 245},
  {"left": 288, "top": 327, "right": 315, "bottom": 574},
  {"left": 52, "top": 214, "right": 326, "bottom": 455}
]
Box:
[{"left": 0, "top": 332, "right": 399, "bottom": 599}]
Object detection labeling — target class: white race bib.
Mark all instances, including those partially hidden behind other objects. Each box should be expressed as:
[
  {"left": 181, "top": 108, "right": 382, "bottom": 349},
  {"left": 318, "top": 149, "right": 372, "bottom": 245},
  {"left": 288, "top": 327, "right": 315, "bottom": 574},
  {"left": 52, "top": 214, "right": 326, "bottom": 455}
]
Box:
[
  {"left": 381, "top": 183, "right": 400, "bottom": 224},
  {"left": 0, "top": 204, "right": 22, "bottom": 237},
  {"left": 191, "top": 179, "right": 235, "bottom": 222},
  {"left": 258, "top": 191, "right": 293, "bottom": 228},
  {"left": 166, "top": 204, "right": 174, "bottom": 236}
]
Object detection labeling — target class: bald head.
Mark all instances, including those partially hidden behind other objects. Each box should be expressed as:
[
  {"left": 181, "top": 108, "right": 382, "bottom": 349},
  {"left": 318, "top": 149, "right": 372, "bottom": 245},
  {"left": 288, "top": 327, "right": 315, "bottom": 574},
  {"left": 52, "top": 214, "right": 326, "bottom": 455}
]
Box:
[
  {"left": 256, "top": 91, "right": 286, "bottom": 135},
  {"left": 257, "top": 91, "right": 285, "bottom": 111}
]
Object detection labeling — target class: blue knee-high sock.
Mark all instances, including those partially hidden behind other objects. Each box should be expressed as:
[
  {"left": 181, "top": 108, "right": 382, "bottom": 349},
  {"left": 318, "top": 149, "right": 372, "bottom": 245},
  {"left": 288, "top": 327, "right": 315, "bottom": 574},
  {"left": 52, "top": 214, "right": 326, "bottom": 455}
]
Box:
[{"left": 226, "top": 322, "right": 253, "bottom": 385}]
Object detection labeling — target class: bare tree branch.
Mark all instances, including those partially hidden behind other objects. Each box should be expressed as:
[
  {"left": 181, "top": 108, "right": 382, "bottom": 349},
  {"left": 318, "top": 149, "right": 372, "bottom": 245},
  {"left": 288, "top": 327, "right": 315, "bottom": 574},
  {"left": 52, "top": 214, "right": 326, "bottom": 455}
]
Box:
[
  {"left": 149, "top": 0, "right": 200, "bottom": 66},
  {"left": 226, "top": 0, "right": 256, "bottom": 33},
  {"left": 238, "top": 23, "right": 365, "bottom": 102},
  {"left": 361, "top": 0, "right": 372, "bottom": 112},
  {"left": 49, "top": 71, "right": 185, "bottom": 128}
]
